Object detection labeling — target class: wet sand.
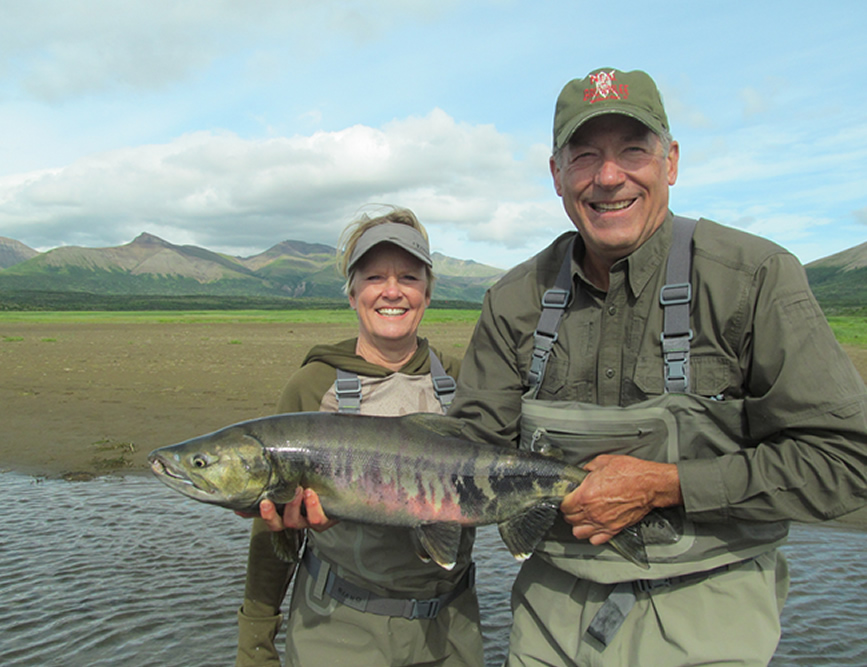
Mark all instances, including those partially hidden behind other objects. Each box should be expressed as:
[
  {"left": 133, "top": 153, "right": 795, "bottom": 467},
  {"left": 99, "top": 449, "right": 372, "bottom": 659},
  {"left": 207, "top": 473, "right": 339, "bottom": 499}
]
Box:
[{"left": 2, "top": 319, "right": 865, "bottom": 526}]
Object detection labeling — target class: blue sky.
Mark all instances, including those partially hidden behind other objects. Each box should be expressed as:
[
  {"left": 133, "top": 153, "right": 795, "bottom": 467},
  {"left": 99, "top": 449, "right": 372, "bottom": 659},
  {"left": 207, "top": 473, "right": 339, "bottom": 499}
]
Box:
[{"left": 1, "top": 0, "right": 865, "bottom": 270}]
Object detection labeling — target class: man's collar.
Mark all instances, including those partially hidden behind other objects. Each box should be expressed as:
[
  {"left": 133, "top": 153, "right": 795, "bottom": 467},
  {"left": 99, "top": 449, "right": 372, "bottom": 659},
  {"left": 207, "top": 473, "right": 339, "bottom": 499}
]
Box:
[{"left": 569, "top": 211, "right": 673, "bottom": 298}]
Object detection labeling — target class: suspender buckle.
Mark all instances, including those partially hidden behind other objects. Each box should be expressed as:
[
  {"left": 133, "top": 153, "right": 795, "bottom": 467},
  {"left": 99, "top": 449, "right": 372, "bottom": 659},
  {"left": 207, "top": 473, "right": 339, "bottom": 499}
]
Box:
[
  {"left": 659, "top": 282, "right": 691, "bottom": 306},
  {"left": 432, "top": 375, "right": 457, "bottom": 395},
  {"left": 541, "top": 288, "right": 570, "bottom": 309}
]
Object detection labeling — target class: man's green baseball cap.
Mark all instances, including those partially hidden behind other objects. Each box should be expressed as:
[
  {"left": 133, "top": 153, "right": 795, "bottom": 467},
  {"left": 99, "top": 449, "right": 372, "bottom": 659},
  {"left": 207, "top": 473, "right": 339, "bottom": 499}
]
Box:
[{"left": 553, "top": 68, "right": 669, "bottom": 150}]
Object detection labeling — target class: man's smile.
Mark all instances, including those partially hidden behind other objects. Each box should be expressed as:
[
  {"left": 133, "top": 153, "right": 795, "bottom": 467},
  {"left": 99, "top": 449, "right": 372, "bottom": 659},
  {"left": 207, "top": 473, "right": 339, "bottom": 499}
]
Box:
[{"left": 590, "top": 199, "right": 636, "bottom": 213}]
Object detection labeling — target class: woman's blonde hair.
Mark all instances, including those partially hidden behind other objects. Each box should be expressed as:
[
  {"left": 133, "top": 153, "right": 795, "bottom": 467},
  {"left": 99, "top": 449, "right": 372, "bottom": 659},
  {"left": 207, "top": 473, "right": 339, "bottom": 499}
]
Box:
[{"left": 338, "top": 205, "right": 435, "bottom": 297}]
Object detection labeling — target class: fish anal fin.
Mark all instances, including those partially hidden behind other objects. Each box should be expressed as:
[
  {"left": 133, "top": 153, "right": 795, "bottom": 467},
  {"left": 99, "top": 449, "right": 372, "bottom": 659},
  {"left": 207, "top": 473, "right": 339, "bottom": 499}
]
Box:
[
  {"left": 410, "top": 528, "right": 432, "bottom": 564},
  {"left": 415, "top": 522, "right": 462, "bottom": 570},
  {"left": 497, "top": 501, "right": 560, "bottom": 561},
  {"left": 608, "top": 524, "right": 650, "bottom": 570},
  {"left": 270, "top": 529, "right": 305, "bottom": 564}
]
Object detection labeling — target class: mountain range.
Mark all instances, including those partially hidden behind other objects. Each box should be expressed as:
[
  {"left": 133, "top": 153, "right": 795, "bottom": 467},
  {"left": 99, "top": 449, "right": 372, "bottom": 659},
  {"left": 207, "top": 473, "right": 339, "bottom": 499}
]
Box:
[
  {"left": 0, "top": 232, "right": 505, "bottom": 305},
  {"left": 0, "top": 233, "right": 865, "bottom": 312}
]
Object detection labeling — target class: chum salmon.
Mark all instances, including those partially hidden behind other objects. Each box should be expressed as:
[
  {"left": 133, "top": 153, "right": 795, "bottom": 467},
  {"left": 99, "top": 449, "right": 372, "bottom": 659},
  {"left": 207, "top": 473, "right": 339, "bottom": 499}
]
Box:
[{"left": 148, "top": 411, "right": 668, "bottom": 570}]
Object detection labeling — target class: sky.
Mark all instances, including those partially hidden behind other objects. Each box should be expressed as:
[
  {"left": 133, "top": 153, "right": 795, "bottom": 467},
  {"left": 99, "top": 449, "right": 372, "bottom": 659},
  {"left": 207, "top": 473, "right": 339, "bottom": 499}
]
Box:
[{"left": 1, "top": 0, "right": 865, "bottom": 271}]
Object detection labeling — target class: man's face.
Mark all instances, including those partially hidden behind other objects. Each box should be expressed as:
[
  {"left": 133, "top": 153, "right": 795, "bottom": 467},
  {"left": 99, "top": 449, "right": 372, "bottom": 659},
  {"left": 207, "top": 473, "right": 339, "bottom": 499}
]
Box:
[{"left": 550, "top": 115, "right": 679, "bottom": 268}]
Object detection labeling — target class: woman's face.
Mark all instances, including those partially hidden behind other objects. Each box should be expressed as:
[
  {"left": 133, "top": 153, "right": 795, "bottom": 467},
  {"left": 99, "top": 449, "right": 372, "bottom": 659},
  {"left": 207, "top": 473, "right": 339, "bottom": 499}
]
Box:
[{"left": 348, "top": 243, "right": 430, "bottom": 352}]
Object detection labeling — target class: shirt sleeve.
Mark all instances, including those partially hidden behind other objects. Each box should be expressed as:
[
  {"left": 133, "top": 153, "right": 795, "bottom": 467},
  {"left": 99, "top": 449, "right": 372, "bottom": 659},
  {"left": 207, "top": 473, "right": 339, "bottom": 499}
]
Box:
[
  {"left": 448, "top": 289, "right": 525, "bottom": 449},
  {"left": 679, "top": 252, "right": 867, "bottom": 522}
]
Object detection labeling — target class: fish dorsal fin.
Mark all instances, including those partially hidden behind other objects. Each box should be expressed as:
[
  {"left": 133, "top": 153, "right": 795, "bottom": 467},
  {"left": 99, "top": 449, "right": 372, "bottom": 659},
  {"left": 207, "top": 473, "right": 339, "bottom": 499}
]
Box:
[
  {"left": 497, "top": 501, "right": 560, "bottom": 561},
  {"left": 400, "top": 413, "right": 466, "bottom": 440},
  {"left": 415, "top": 522, "right": 462, "bottom": 570}
]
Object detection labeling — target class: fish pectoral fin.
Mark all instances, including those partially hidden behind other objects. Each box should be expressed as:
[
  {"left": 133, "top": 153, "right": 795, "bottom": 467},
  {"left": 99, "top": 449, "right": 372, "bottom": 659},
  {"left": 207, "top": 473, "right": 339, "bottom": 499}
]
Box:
[
  {"left": 415, "top": 522, "right": 462, "bottom": 570},
  {"left": 498, "top": 501, "right": 560, "bottom": 561}
]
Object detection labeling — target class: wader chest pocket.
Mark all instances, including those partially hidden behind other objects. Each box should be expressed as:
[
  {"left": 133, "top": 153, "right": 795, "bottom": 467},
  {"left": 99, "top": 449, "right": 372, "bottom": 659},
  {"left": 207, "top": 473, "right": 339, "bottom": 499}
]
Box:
[{"left": 523, "top": 416, "right": 675, "bottom": 466}]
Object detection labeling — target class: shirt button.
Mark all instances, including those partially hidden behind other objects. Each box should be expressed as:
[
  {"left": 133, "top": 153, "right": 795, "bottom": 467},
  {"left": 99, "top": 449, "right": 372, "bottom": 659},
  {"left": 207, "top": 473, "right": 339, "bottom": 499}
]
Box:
[
  {"left": 608, "top": 306, "right": 617, "bottom": 316},
  {"left": 605, "top": 368, "right": 615, "bottom": 379}
]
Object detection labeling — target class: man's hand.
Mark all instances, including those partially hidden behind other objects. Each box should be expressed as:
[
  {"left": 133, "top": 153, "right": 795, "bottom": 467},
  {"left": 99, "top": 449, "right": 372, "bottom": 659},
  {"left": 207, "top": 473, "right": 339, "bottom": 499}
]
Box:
[{"left": 560, "top": 454, "right": 683, "bottom": 545}]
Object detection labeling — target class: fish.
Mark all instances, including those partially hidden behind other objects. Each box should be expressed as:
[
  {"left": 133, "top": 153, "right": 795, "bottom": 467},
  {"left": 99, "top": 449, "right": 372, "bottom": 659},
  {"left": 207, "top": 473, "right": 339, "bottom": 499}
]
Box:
[{"left": 148, "top": 411, "right": 662, "bottom": 570}]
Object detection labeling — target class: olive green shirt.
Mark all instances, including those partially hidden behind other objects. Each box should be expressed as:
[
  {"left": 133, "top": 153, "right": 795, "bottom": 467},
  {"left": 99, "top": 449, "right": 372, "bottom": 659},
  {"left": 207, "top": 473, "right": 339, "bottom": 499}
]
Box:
[{"left": 450, "top": 214, "right": 867, "bottom": 524}]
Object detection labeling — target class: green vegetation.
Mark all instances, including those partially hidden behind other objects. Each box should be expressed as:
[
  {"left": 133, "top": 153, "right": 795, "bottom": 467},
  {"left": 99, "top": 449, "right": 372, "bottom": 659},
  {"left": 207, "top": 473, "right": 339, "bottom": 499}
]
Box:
[
  {"left": 0, "top": 308, "right": 483, "bottom": 326},
  {"left": 827, "top": 316, "right": 867, "bottom": 348}
]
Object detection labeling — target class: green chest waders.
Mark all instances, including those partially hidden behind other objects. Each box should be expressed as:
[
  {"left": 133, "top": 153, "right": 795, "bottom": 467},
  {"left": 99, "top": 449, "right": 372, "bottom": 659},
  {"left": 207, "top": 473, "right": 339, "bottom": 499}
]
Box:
[
  {"left": 522, "top": 218, "right": 787, "bottom": 646},
  {"left": 300, "top": 351, "right": 470, "bottom": 621}
]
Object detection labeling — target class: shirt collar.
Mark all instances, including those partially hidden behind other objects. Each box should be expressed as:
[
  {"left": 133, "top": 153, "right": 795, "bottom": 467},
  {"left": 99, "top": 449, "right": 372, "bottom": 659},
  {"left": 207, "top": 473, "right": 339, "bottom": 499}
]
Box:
[
  {"left": 624, "top": 211, "right": 673, "bottom": 299},
  {"left": 569, "top": 211, "right": 673, "bottom": 298}
]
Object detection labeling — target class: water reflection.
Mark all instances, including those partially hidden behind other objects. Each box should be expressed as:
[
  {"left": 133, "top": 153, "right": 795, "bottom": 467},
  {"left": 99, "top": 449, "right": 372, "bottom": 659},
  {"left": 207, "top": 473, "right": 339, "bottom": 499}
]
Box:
[{"left": 0, "top": 472, "right": 864, "bottom": 666}]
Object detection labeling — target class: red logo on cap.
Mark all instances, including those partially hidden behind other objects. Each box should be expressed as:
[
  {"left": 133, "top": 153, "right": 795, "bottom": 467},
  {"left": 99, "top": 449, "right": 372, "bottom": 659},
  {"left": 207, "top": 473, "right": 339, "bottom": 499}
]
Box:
[{"left": 585, "top": 71, "right": 628, "bottom": 103}]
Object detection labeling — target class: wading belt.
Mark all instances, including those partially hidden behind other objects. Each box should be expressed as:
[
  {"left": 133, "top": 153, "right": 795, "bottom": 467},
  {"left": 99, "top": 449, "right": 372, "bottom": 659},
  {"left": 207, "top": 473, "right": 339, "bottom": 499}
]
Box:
[
  {"left": 302, "top": 548, "right": 475, "bottom": 620},
  {"left": 335, "top": 349, "right": 456, "bottom": 413},
  {"left": 587, "top": 558, "right": 754, "bottom": 647}
]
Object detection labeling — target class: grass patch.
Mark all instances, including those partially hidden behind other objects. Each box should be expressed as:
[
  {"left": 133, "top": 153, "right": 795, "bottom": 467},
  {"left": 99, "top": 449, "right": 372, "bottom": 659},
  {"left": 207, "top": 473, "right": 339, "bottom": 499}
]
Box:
[
  {"left": 0, "top": 308, "right": 482, "bottom": 326},
  {"left": 827, "top": 316, "right": 867, "bottom": 348},
  {"left": 3, "top": 336, "right": 24, "bottom": 342}
]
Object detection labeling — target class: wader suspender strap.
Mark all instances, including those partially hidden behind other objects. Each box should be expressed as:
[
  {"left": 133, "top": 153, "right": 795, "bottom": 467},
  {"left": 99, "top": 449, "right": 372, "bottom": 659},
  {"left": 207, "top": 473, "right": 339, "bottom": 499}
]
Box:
[
  {"left": 335, "top": 368, "right": 362, "bottom": 414},
  {"left": 660, "top": 216, "right": 698, "bottom": 394},
  {"left": 335, "top": 350, "right": 456, "bottom": 413},
  {"left": 428, "top": 349, "right": 458, "bottom": 410},
  {"left": 526, "top": 238, "right": 575, "bottom": 397}
]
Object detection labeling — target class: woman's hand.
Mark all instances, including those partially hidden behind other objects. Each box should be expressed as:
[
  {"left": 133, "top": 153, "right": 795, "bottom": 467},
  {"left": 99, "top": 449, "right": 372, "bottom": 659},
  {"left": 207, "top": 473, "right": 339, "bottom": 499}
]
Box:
[{"left": 259, "top": 488, "right": 338, "bottom": 533}]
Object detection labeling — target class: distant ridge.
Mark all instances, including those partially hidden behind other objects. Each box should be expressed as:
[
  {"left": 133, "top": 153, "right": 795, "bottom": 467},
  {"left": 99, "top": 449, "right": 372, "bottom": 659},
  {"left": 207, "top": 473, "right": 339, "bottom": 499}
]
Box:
[
  {"left": 2, "top": 233, "right": 864, "bottom": 313},
  {"left": 805, "top": 241, "right": 867, "bottom": 313},
  {"left": 0, "top": 236, "right": 39, "bottom": 269},
  {"left": 0, "top": 232, "right": 504, "bottom": 305}
]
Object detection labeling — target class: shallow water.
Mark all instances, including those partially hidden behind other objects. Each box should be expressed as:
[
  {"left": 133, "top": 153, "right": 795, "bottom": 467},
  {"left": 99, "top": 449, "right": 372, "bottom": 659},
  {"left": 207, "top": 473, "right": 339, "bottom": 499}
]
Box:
[{"left": 0, "top": 472, "right": 864, "bottom": 666}]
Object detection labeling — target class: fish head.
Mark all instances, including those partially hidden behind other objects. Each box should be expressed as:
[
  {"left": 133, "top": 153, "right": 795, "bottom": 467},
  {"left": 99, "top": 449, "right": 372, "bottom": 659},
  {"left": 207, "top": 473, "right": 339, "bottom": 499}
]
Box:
[{"left": 148, "top": 424, "right": 272, "bottom": 513}]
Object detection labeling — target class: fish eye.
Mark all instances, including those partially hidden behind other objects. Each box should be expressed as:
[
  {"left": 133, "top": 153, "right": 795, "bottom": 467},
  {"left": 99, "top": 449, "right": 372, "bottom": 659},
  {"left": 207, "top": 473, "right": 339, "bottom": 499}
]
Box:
[{"left": 192, "top": 455, "right": 208, "bottom": 468}]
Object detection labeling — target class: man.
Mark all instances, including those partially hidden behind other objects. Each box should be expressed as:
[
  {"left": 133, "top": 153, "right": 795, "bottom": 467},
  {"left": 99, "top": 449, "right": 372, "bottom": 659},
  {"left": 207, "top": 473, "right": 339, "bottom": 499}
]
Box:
[{"left": 449, "top": 68, "right": 867, "bottom": 666}]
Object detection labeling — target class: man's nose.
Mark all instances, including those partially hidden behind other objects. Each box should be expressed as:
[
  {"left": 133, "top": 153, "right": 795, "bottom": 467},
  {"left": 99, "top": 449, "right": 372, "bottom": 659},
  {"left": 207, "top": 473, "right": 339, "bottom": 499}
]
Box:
[{"left": 595, "top": 156, "right": 627, "bottom": 187}]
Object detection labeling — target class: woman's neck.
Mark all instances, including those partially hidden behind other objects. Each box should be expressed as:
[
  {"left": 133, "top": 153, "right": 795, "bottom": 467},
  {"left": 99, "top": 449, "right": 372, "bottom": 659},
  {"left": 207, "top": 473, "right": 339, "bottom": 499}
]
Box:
[{"left": 355, "top": 336, "right": 419, "bottom": 372}]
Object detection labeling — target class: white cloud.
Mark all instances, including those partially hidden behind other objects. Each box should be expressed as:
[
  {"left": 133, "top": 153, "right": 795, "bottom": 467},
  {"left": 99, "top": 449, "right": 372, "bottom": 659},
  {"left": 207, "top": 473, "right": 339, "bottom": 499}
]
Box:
[{"left": 0, "top": 109, "right": 553, "bottom": 260}]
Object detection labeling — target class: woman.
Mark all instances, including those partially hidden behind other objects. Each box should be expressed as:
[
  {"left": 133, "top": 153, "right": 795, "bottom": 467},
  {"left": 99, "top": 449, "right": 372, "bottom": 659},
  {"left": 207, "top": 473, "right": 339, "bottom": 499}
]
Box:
[{"left": 236, "top": 206, "right": 483, "bottom": 667}]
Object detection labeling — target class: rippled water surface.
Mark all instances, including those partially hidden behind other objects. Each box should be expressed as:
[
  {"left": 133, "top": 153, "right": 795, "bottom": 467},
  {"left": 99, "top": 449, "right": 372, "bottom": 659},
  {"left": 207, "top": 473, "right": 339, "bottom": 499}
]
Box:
[{"left": 1, "top": 472, "right": 865, "bottom": 666}]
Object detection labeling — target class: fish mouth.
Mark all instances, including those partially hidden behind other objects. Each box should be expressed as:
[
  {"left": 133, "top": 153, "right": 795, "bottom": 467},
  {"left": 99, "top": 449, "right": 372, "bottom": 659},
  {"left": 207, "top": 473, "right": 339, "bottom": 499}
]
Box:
[{"left": 149, "top": 455, "right": 211, "bottom": 494}]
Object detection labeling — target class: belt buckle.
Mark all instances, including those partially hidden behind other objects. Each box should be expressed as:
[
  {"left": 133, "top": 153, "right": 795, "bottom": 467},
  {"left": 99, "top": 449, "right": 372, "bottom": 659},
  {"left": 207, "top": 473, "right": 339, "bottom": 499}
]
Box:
[
  {"left": 409, "top": 598, "right": 440, "bottom": 620},
  {"left": 634, "top": 577, "right": 671, "bottom": 594}
]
